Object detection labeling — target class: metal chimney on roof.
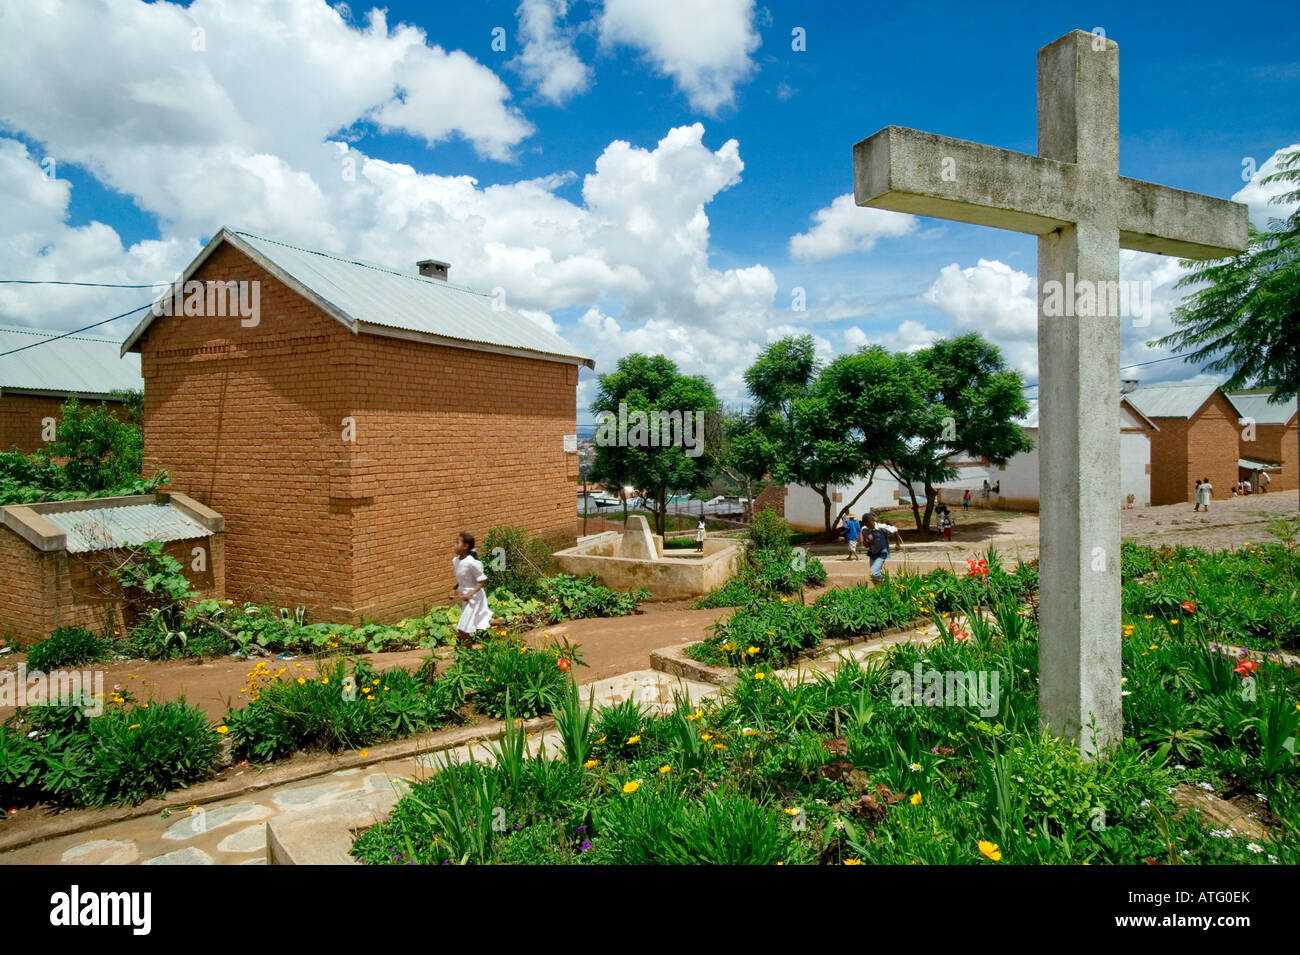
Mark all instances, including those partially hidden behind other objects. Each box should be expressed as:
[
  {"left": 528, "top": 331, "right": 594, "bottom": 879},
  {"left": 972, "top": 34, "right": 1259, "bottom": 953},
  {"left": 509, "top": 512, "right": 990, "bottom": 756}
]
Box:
[
  {"left": 417, "top": 259, "right": 450, "bottom": 281},
  {"left": 1120, "top": 379, "right": 1139, "bottom": 394}
]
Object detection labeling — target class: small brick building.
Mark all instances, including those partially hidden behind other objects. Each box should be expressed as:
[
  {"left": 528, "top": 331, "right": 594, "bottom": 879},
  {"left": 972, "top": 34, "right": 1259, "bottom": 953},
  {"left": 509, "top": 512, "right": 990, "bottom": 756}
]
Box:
[
  {"left": 121, "top": 228, "right": 592, "bottom": 623},
  {"left": 1227, "top": 390, "right": 1298, "bottom": 494},
  {"left": 0, "top": 492, "right": 224, "bottom": 646},
  {"left": 1127, "top": 381, "right": 1244, "bottom": 506},
  {"left": 0, "top": 325, "right": 142, "bottom": 452}
]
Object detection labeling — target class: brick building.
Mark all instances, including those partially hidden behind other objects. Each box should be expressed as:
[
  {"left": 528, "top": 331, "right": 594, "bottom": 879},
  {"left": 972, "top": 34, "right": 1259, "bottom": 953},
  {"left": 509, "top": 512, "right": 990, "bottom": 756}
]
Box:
[
  {"left": 0, "top": 324, "right": 142, "bottom": 452},
  {"left": 121, "top": 228, "right": 591, "bottom": 623},
  {"left": 1227, "top": 389, "right": 1298, "bottom": 494},
  {"left": 0, "top": 492, "right": 223, "bottom": 646},
  {"left": 1127, "top": 381, "right": 1242, "bottom": 506}
]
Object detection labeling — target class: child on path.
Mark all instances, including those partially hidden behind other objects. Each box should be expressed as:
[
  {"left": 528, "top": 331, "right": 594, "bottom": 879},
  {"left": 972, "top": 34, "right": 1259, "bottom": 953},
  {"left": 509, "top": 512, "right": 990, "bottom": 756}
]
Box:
[
  {"left": 696, "top": 517, "right": 707, "bottom": 552},
  {"left": 936, "top": 505, "right": 954, "bottom": 542},
  {"left": 843, "top": 513, "right": 862, "bottom": 560},
  {"left": 864, "top": 512, "right": 902, "bottom": 584},
  {"left": 451, "top": 531, "right": 492, "bottom": 647}
]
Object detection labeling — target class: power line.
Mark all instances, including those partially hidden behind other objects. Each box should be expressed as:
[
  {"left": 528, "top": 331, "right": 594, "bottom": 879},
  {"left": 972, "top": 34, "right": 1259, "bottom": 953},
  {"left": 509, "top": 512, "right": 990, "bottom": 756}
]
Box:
[
  {"left": 0, "top": 279, "right": 161, "bottom": 288},
  {"left": 1021, "top": 352, "right": 1191, "bottom": 391},
  {"left": 0, "top": 303, "right": 154, "bottom": 359}
]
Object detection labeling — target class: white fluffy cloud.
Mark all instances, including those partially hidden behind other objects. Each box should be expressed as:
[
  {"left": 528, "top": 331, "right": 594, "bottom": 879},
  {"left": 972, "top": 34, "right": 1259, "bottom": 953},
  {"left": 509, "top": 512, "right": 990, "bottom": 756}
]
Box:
[
  {"left": 788, "top": 194, "right": 917, "bottom": 261},
  {"left": 598, "top": 0, "right": 760, "bottom": 114},
  {"left": 842, "top": 320, "right": 938, "bottom": 354},
  {"left": 512, "top": 0, "right": 591, "bottom": 105},
  {"left": 1233, "top": 143, "right": 1300, "bottom": 228}
]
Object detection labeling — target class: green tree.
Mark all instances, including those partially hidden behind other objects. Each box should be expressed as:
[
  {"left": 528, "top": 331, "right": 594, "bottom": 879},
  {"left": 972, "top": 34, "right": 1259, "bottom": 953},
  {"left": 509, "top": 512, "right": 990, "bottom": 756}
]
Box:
[
  {"left": 884, "top": 334, "right": 1033, "bottom": 531},
  {"left": 1153, "top": 146, "right": 1300, "bottom": 508},
  {"left": 43, "top": 396, "right": 145, "bottom": 491},
  {"left": 714, "top": 408, "right": 772, "bottom": 522},
  {"left": 744, "top": 336, "right": 923, "bottom": 533},
  {"left": 589, "top": 354, "right": 721, "bottom": 536}
]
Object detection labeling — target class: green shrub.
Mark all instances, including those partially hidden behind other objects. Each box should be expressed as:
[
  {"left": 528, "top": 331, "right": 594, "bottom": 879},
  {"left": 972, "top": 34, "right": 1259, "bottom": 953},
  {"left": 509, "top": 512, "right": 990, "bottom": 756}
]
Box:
[
  {"left": 747, "top": 508, "right": 792, "bottom": 551},
  {"left": 25, "top": 627, "right": 113, "bottom": 671},
  {"left": 692, "top": 599, "right": 822, "bottom": 667},
  {"left": 483, "top": 526, "right": 555, "bottom": 598},
  {"left": 449, "top": 637, "right": 583, "bottom": 719},
  {"left": 538, "top": 574, "right": 648, "bottom": 623},
  {"left": 224, "top": 657, "right": 462, "bottom": 762}
]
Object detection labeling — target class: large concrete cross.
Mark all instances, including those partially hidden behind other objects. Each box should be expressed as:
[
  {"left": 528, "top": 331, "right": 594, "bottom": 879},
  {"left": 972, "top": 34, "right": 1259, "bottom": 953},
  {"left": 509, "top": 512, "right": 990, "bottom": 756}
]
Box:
[{"left": 854, "top": 30, "right": 1248, "bottom": 756}]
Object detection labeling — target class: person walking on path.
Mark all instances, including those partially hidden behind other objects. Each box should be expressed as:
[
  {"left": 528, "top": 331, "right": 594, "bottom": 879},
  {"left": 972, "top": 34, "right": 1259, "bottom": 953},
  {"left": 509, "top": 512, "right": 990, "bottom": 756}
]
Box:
[
  {"left": 863, "top": 512, "right": 902, "bottom": 584},
  {"left": 843, "top": 513, "right": 862, "bottom": 560},
  {"left": 695, "top": 517, "right": 707, "bottom": 552},
  {"left": 1196, "top": 477, "right": 1213, "bottom": 513},
  {"left": 936, "top": 504, "right": 954, "bottom": 542},
  {"left": 962, "top": 489, "right": 971, "bottom": 510},
  {"left": 1259, "top": 469, "right": 1271, "bottom": 493},
  {"left": 451, "top": 531, "right": 492, "bottom": 647},
  {"left": 1193, "top": 479, "right": 1203, "bottom": 511}
]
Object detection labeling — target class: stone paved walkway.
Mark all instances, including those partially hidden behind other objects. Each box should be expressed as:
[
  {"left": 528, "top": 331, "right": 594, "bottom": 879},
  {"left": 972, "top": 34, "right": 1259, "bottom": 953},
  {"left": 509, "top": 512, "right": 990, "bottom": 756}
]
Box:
[{"left": 0, "top": 668, "right": 721, "bottom": 866}]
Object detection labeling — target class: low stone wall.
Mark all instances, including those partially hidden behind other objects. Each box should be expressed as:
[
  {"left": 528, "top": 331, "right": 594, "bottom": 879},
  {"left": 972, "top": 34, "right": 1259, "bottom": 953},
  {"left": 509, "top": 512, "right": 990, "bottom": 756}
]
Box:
[{"left": 552, "top": 539, "right": 741, "bottom": 599}]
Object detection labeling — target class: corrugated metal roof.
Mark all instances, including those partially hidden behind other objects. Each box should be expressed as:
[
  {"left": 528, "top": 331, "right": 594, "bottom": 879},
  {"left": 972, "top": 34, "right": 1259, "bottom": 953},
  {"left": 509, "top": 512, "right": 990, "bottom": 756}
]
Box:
[
  {"left": 0, "top": 324, "right": 142, "bottom": 397},
  {"left": 1016, "top": 396, "right": 1157, "bottom": 431},
  {"left": 123, "top": 229, "right": 592, "bottom": 366},
  {"left": 1238, "top": 458, "right": 1282, "bottom": 470},
  {"left": 1226, "top": 392, "right": 1297, "bottom": 426},
  {"left": 43, "top": 503, "right": 210, "bottom": 553},
  {"left": 1125, "top": 381, "right": 1221, "bottom": 419}
]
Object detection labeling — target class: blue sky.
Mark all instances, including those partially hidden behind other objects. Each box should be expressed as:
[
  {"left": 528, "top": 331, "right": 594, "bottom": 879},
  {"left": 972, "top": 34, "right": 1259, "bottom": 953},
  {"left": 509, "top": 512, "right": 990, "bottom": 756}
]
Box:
[{"left": 1, "top": 0, "right": 1297, "bottom": 419}]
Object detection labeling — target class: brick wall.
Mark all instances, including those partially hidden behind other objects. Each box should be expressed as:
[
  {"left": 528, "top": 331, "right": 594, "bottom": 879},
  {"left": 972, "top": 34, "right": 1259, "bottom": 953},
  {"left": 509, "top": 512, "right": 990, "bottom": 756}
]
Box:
[
  {"left": 0, "top": 530, "right": 222, "bottom": 647},
  {"left": 1243, "top": 420, "right": 1298, "bottom": 493},
  {"left": 1148, "top": 391, "right": 1241, "bottom": 506},
  {"left": 0, "top": 393, "right": 129, "bottom": 454},
  {"left": 753, "top": 484, "right": 787, "bottom": 517},
  {"left": 138, "top": 242, "right": 580, "bottom": 624}
]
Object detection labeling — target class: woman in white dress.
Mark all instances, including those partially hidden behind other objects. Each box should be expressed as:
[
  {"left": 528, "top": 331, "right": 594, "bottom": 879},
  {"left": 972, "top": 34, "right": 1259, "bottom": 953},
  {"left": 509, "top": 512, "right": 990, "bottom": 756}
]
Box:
[{"left": 450, "top": 532, "right": 492, "bottom": 646}]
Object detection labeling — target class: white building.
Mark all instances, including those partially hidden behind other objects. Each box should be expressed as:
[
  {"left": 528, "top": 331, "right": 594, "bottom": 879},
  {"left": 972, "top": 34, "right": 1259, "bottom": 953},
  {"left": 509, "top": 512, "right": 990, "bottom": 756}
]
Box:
[
  {"left": 991, "top": 395, "right": 1158, "bottom": 510},
  {"left": 784, "top": 469, "right": 902, "bottom": 531}
]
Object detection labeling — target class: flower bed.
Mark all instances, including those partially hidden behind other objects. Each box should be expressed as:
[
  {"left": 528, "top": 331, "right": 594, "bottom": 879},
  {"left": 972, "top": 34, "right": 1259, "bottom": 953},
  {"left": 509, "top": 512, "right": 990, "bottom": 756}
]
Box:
[{"left": 352, "top": 542, "right": 1300, "bottom": 866}]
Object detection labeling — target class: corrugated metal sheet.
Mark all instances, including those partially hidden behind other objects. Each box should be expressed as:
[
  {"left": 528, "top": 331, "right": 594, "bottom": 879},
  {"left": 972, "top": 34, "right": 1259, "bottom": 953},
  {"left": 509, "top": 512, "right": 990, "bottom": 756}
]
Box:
[
  {"left": 233, "top": 231, "right": 593, "bottom": 365},
  {"left": 1226, "top": 392, "right": 1297, "bottom": 426},
  {"left": 1125, "top": 382, "right": 1220, "bottom": 419},
  {"left": 1238, "top": 458, "right": 1282, "bottom": 470},
  {"left": 0, "top": 325, "right": 142, "bottom": 396},
  {"left": 44, "top": 503, "right": 209, "bottom": 553}
]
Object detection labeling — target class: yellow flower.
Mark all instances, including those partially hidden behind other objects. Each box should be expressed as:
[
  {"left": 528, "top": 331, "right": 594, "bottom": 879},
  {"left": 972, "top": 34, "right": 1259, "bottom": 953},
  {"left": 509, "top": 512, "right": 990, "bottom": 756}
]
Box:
[
  {"left": 322, "top": 677, "right": 329, "bottom": 685},
  {"left": 910, "top": 792, "right": 922, "bottom": 805},
  {"left": 627, "top": 735, "right": 641, "bottom": 745},
  {"left": 721, "top": 641, "right": 736, "bottom": 651},
  {"left": 127, "top": 723, "right": 141, "bottom": 730},
  {"left": 742, "top": 728, "right": 759, "bottom": 736},
  {"left": 519, "top": 646, "right": 528, "bottom": 654},
  {"left": 784, "top": 807, "right": 802, "bottom": 816},
  {"left": 686, "top": 711, "right": 702, "bottom": 722},
  {"left": 595, "top": 736, "right": 606, "bottom": 744},
  {"left": 780, "top": 597, "right": 789, "bottom": 603},
  {"left": 297, "top": 677, "right": 306, "bottom": 685},
  {"left": 295, "top": 663, "right": 302, "bottom": 668},
  {"left": 583, "top": 759, "right": 599, "bottom": 769},
  {"left": 701, "top": 733, "right": 713, "bottom": 741},
  {"left": 747, "top": 646, "right": 760, "bottom": 655},
  {"left": 754, "top": 672, "right": 766, "bottom": 680},
  {"left": 844, "top": 859, "right": 862, "bottom": 865},
  {"left": 1143, "top": 614, "right": 1154, "bottom": 620},
  {"left": 216, "top": 725, "right": 229, "bottom": 735},
  {"left": 978, "top": 840, "right": 1002, "bottom": 862},
  {"left": 1149, "top": 644, "right": 1158, "bottom": 651},
  {"left": 622, "top": 781, "right": 640, "bottom": 794},
  {"left": 713, "top": 743, "right": 725, "bottom": 750},
  {"left": 659, "top": 765, "right": 672, "bottom": 774},
  {"left": 359, "top": 749, "right": 368, "bottom": 757}
]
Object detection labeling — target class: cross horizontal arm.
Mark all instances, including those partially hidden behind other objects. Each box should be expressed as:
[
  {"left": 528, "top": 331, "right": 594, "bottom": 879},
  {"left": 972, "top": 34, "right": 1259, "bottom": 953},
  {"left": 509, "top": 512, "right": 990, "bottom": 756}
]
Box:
[
  {"left": 1116, "top": 178, "right": 1248, "bottom": 259},
  {"left": 854, "top": 126, "right": 1079, "bottom": 234}
]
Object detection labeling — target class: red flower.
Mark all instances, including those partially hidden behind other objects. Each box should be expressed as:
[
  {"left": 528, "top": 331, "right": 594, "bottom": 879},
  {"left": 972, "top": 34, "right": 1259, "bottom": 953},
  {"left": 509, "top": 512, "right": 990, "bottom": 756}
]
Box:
[
  {"left": 1233, "top": 659, "right": 1258, "bottom": 677},
  {"left": 965, "top": 558, "right": 989, "bottom": 579},
  {"left": 1144, "top": 857, "right": 1163, "bottom": 866},
  {"left": 953, "top": 630, "right": 970, "bottom": 641},
  {"left": 1180, "top": 601, "right": 1196, "bottom": 613},
  {"left": 557, "top": 657, "right": 571, "bottom": 672}
]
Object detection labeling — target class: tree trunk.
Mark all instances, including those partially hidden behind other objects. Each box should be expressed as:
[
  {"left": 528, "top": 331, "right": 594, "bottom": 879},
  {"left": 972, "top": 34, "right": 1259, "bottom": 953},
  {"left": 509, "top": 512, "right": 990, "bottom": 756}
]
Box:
[
  {"left": 921, "top": 482, "right": 938, "bottom": 532},
  {"left": 813, "top": 484, "right": 833, "bottom": 533}
]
